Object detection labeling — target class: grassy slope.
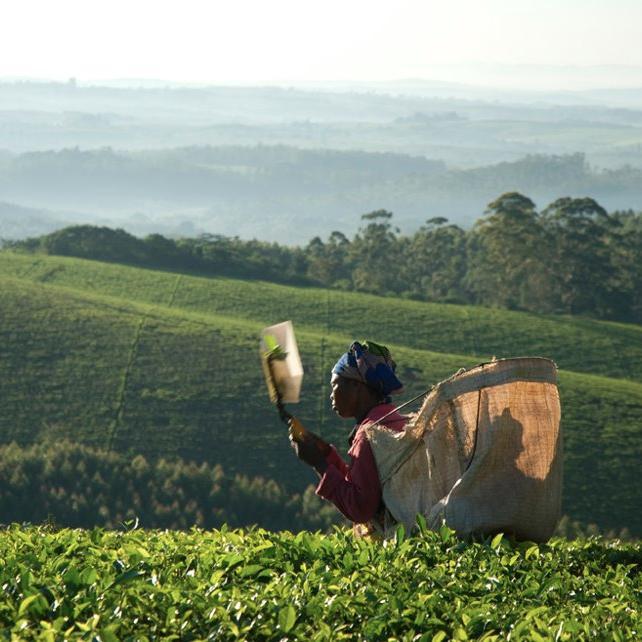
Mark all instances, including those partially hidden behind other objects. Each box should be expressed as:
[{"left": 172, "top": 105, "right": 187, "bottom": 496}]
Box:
[
  {"left": 1, "top": 252, "right": 641, "bottom": 382},
  {"left": 0, "top": 276, "right": 474, "bottom": 484},
  {"left": 1, "top": 252, "right": 641, "bottom": 534}
]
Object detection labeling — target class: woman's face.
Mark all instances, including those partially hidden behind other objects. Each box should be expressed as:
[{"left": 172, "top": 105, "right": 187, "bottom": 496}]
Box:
[{"left": 330, "top": 373, "right": 359, "bottom": 418}]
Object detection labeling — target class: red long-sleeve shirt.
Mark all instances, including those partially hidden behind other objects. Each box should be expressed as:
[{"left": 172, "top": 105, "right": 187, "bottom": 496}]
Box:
[{"left": 316, "top": 404, "right": 407, "bottom": 523}]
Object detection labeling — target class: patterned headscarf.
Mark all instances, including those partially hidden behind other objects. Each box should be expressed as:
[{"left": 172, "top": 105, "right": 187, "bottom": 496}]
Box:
[{"left": 332, "top": 340, "right": 404, "bottom": 402}]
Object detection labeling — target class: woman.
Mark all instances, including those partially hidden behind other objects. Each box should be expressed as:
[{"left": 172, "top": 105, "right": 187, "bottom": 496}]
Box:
[{"left": 290, "top": 340, "right": 407, "bottom": 528}]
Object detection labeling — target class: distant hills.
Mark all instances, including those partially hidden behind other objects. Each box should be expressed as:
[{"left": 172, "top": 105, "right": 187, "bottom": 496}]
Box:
[
  {"left": 0, "top": 201, "right": 71, "bottom": 240},
  {"left": 1, "top": 251, "right": 640, "bottom": 535},
  {"left": 2, "top": 81, "right": 642, "bottom": 166},
  {"left": 2, "top": 147, "right": 642, "bottom": 243},
  {"left": 3, "top": 80, "right": 642, "bottom": 242}
]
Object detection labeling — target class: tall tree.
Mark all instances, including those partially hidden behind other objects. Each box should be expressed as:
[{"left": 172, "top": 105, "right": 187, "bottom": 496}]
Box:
[
  {"left": 305, "top": 231, "right": 351, "bottom": 287},
  {"left": 348, "top": 210, "right": 401, "bottom": 294},
  {"left": 600, "top": 209, "right": 642, "bottom": 323},
  {"left": 541, "top": 197, "right": 619, "bottom": 317},
  {"left": 403, "top": 217, "right": 468, "bottom": 303},
  {"left": 466, "top": 192, "right": 551, "bottom": 311}
]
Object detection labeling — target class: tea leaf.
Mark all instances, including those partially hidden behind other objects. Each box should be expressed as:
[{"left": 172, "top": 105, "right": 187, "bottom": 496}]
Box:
[{"left": 278, "top": 605, "right": 297, "bottom": 633}]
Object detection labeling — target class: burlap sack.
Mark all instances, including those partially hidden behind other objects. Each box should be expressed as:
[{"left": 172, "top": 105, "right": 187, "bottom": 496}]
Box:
[{"left": 364, "top": 358, "right": 562, "bottom": 542}]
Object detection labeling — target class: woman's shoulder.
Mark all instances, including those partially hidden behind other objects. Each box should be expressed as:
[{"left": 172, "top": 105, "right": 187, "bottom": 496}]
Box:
[{"left": 361, "top": 404, "right": 408, "bottom": 433}]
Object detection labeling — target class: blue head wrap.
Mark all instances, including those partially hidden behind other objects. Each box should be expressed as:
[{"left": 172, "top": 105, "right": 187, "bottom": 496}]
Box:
[{"left": 332, "top": 340, "right": 404, "bottom": 402}]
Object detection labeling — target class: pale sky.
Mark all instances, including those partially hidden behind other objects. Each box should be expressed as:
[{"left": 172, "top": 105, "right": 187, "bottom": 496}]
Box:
[{"left": 2, "top": 0, "right": 642, "bottom": 88}]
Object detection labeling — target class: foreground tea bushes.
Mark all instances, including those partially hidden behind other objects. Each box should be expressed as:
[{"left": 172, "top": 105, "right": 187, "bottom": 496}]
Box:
[{"left": 0, "top": 525, "right": 639, "bottom": 641}]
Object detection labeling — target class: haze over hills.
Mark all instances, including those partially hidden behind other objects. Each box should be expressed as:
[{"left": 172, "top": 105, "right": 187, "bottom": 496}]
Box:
[
  {"left": 2, "top": 78, "right": 642, "bottom": 242},
  {"left": 2, "top": 81, "right": 642, "bottom": 165},
  {"left": 2, "top": 149, "right": 642, "bottom": 245},
  {"left": 291, "top": 64, "right": 642, "bottom": 97},
  {"left": 2, "top": 146, "right": 641, "bottom": 243},
  {"left": 0, "top": 201, "right": 73, "bottom": 239}
]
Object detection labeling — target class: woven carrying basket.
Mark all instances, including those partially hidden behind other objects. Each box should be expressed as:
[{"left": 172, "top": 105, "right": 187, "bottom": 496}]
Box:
[{"left": 365, "top": 357, "right": 562, "bottom": 542}]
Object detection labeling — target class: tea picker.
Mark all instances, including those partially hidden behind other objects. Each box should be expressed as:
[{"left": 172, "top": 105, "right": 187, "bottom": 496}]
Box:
[{"left": 261, "top": 325, "right": 563, "bottom": 541}]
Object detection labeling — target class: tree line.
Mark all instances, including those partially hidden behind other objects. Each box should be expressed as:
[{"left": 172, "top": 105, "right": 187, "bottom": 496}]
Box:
[
  {"left": 304, "top": 193, "right": 642, "bottom": 322},
  {"left": 0, "top": 441, "right": 628, "bottom": 538},
  {"left": 6, "top": 191, "right": 642, "bottom": 323},
  {"left": 0, "top": 441, "right": 339, "bottom": 532}
]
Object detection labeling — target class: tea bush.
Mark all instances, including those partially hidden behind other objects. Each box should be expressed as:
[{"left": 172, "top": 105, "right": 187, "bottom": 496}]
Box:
[{"left": 0, "top": 525, "right": 639, "bottom": 640}]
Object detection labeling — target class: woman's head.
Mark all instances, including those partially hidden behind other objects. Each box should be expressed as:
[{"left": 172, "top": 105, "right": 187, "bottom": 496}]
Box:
[
  {"left": 330, "top": 373, "right": 381, "bottom": 418},
  {"left": 330, "top": 340, "right": 403, "bottom": 419}
]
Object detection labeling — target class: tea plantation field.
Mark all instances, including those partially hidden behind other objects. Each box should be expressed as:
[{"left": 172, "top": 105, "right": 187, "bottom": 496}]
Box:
[
  {"left": 1, "top": 252, "right": 641, "bottom": 535},
  {"left": 1, "top": 525, "right": 639, "bottom": 641},
  {"left": 2, "top": 252, "right": 641, "bottom": 381}
]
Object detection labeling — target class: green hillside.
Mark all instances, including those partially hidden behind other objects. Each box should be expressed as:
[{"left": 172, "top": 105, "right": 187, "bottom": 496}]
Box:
[
  {"left": 1, "top": 252, "right": 641, "bottom": 534},
  {"left": 0, "top": 275, "right": 472, "bottom": 482},
  {"left": 2, "top": 252, "right": 642, "bottom": 382}
]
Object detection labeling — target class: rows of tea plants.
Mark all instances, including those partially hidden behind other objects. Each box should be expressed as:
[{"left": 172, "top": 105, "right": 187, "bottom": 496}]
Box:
[
  {"left": 0, "top": 276, "right": 464, "bottom": 480},
  {"left": 0, "top": 525, "right": 639, "bottom": 641},
  {"left": 2, "top": 252, "right": 642, "bottom": 381}
]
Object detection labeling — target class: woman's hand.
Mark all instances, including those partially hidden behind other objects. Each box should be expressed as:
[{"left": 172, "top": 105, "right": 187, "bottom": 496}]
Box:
[{"left": 289, "top": 419, "right": 329, "bottom": 474}]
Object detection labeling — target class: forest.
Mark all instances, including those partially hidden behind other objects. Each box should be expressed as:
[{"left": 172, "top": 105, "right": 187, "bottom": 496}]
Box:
[
  {"left": 0, "top": 441, "right": 336, "bottom": 532},
  {"left": 10, "top": 191, "right": 642, "bottom": 324}
]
